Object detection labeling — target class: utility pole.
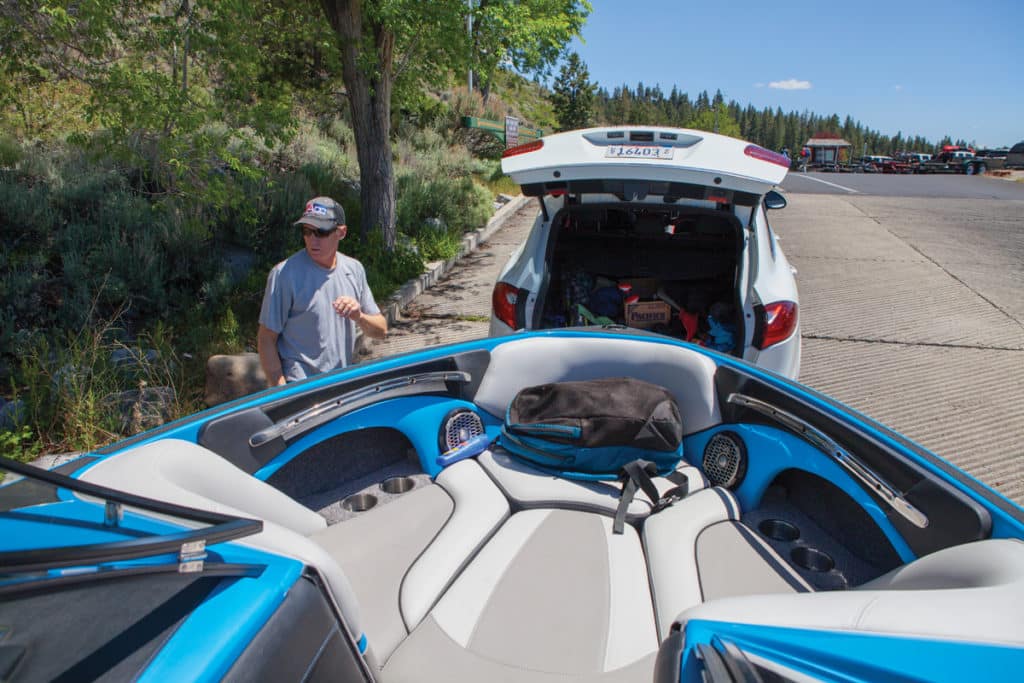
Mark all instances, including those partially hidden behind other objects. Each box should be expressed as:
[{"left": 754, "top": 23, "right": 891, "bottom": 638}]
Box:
[{"left": 467, "top": 0, "right": 474, "bottom": 93}]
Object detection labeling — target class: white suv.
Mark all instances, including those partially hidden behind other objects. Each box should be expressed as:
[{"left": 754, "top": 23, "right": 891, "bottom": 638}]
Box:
[{"left": 489, "top": 126, "right": 801, "bottom": 379}]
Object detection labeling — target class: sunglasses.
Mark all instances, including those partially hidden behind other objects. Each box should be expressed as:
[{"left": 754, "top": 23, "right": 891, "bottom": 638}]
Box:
[{"left": 301, "top": 226, "right": 337, "bottom": 238}]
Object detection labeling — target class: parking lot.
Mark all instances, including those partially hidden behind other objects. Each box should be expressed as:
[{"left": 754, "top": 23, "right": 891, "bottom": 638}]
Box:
[{"left": 363, "top": 178, "right": 1024, "bottom": 504}]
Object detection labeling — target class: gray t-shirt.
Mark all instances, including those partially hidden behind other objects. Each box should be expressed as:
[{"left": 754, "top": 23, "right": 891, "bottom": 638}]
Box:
[{"left": 259, "top": 250, "right": 381, "bottom": 380}]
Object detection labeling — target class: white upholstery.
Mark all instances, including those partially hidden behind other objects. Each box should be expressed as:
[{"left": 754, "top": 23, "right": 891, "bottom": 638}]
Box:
[
  {"left": 473, "top": 336, "right": 721, "bottom": 434},
  {"left": 80, "top": 438, "right": 327, "bottom": 535},
  {"left": 478, "top": 448, "right": 707, "bottom": 520},
  {"left": 672, "top": 538, "right": 1024, "bottom": 647},
  {"left": 400, "top": 460, "right": 510, "bottom": 631}
]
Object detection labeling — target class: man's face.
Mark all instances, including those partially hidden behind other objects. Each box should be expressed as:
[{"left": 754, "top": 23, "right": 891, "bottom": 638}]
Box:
[{"left": 301, "top": 223, "right": 346, "bottom": 268}]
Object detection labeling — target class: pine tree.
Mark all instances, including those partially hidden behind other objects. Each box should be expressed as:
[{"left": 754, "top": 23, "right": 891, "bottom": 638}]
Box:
[{"left": 551, "top": 52, "right": 597, "bottom": 131}]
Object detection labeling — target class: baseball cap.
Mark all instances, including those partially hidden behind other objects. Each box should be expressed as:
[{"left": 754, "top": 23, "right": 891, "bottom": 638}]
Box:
[{"left": 294, "top": 196, "right": 346, "bottom": 232}]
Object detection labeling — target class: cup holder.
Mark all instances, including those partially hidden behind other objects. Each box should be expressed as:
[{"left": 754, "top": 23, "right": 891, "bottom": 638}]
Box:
[
  {"left": 758, "top": 518, "right": 800, "bottom": 542},
  {"left": 380, "top": 476, "right": 415, "bottom": 495},
  {"left": 791, "top": 546, "right": 835, "bottom": 573},
  {"left": 342, "top": 493, "right": 378, "bottom": 512}
]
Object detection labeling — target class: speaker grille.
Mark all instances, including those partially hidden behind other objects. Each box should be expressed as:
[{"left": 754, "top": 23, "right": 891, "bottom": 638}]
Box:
[
  {"left": 702, "top": 431, "right": 747, "bottom": 489},
  {"left": 440, "top": 409, "right": 484, "bottom": 452}
]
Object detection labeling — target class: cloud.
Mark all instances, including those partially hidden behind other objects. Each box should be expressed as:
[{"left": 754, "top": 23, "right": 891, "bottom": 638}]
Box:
[
  {"left": 893, "top": 84, "right": 904, "bottom": 92},
  {"left": 768, "top": 79, "right": 812, "bottom": 90}
]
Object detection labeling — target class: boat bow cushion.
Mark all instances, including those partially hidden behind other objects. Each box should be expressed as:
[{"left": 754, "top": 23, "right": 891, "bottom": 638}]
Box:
[
  {"left": 670, "top": 538, "right": 1024, "bottom": 647},
  {"left": 472, "top": 336, "right": 721, "bottom": 434}
]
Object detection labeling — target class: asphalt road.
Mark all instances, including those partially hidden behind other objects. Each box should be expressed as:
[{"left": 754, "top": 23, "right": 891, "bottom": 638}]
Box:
[
  {"left": 782, "top": 171, "right": 1024, "bottom": 199},
  {"left": 363, "top": 177, "right": 1024, "bottom": 504}
]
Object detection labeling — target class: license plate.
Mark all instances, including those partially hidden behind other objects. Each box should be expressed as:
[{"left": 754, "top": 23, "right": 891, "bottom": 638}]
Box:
[{"left": 605, "top": 145, "right": 674, "bottom": 160}]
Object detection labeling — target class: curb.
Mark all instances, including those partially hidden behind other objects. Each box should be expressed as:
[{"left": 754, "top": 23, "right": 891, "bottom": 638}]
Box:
[{"left": 355, "top": 194, "right": 531, "bottom": 354}]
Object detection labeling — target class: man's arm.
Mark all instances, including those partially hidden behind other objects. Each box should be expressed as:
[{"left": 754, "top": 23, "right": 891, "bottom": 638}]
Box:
[
  {"left": 257, "top": 324, "right": 287, "bottom": 387},
  {"left": 356, "top": 311, "right": 388, "bottom": 339}
]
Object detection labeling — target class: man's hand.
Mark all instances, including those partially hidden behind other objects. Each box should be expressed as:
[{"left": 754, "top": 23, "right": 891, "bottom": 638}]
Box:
[{"left": 332, "top": 296, "right": 363, "bottom": 321}]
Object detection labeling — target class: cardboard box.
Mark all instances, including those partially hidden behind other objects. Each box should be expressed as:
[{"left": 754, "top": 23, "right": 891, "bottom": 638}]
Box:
[{"left": 625, "top": 300, "right": 671, "bottom": 328}]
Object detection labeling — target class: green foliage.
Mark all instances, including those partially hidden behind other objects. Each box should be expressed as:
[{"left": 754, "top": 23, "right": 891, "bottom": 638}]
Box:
[
  {"left": 0, "top": 426, "right": 40, "bottom": 463},
  {"left": 395, "top": 172, "right": 493, "bottom": 261},
  {"left": 551, "top": 52, "right": 596, "bottom": 132},
  {"left": 687, "top": 103, "right": 741, "bottom": 138},
  {"left": 11, "top": 313, "right": 199, "bottom": 453},
  {"left": 592, "top": 83, "right": 940, "bottom": 155}
]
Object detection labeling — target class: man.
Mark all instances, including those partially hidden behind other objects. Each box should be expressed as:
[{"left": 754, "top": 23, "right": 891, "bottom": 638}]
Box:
[{"left": 258, "top": 196, "right": 387, "bottom": 386}]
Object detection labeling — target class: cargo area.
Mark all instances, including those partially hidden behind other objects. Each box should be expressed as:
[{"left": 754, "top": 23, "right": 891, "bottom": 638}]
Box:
[{"left": 536, "top": 205, "right": 745, "bottom": 355}]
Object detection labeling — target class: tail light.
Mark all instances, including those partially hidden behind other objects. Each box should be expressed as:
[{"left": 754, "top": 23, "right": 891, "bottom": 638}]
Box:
[
  {"left": 744, "top": 144, "right": 792, "bottom": 168},
  {"left": 502, "top": 140, "right": 544, "bottom": 158},
  {"left": 492, "top": 282, "right": 523, "bottom": 329},
  {"left": 754, "top": 301, "right": 798, "bottom": 349}
]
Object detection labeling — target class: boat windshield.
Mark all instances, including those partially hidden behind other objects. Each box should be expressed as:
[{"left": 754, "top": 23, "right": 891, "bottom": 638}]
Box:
[{"left": 0, "top": 456, "right": 265, "bottom": 596}]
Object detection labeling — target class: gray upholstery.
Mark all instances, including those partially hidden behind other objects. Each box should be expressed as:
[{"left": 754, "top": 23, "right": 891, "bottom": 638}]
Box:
[
  {"left": 642, "top": 487, "right": 811, "bottom": 640},
  {"left": 472, "top": 336, "right": 721, "bottom": 434},
  {"left": 79, "top": 438, "right": 326, "bottom": 535},
  {"left": 478, "top": 448, "right": 708, "bottom": 520},
  {"left": 673, "top": 538, "right": 1024, "bottom": 647},
  {"left": 312, "top": 484, "right": 453, "bottom": 662},
  {"left": 380, "top": 617, "right": 657, "bottom": 683},
  {"left": 399, "top": 460, "right": 511, "bottom": 635},
  {"left": 77, "top": 439, "right": 367, "bottom": 654},
  {"left": 384, "top": 507, "right": 659, "bottom": 680}
]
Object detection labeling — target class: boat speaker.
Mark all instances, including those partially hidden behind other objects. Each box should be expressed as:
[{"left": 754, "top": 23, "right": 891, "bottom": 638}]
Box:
[
  {"left": 439, "top": 408, "right": 485, "bottom": 453},
  {"left": 702, "top": 431, "right": 747, "bottom": 489}
]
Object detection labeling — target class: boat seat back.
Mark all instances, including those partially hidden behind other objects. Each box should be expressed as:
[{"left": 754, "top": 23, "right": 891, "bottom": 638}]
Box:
[
  {"left": 472, "top": 336, "right": 721, "bottom": 435},
  {"left": 79, "top": 438, "right": 327, "bottom": 535},
  {"left": 79, "top": 439, "right": 370, "bottom": 661},
  {"left": 667, "top": 538, "right": 1024, "bottom": 647}
]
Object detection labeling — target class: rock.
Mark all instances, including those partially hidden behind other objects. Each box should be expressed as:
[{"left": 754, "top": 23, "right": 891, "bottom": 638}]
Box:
[
  {"left": 205, "top": 353, "right": 266, "bottom": 406},
  {"left": 104, "top": 385, "right": 176, "bottom": 434},
  {"left": 0, "top": 398, "right": 25, "bottom": 430},
  {"left": 110, "top": 347, "right": 159, "bottom": 369}
]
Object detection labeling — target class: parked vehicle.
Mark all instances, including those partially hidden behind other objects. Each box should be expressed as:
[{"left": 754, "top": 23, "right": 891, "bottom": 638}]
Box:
[
  {"left": 1007, "top": 141, "right": 1024, "bottom": 169},
  {"left": 858, "top": 155, "right": 892, "bottom": 173},
  {"left": 965, "top": 148, "right": 1010, "bottom": 175},
  {"left": 490, "top": 126, "right": 801, "bottom": 379},
  {"left": 4, "top": 328, "right": 1023, "bottom": 682},
  {"left": 917, "top": 145, "right": 976, "bottom": 174}
]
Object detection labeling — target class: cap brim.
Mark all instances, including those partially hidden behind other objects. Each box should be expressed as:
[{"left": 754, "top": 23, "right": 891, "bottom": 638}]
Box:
[{"left": 294, "top": 216, "right": 336, "bottom": 232}]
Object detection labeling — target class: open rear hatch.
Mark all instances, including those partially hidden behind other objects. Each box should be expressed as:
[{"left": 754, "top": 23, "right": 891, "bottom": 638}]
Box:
[{"left": 501, "top": 127, "right": 790, "bottom": 200}]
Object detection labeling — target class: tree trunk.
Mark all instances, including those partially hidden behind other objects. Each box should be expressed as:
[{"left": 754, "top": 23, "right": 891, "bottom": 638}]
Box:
[{"left": 320, "top": 0, "right": 397, "bottom": 249}]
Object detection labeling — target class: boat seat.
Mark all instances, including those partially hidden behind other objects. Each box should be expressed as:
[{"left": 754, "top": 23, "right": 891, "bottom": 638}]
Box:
[
  {"left": 472, "top": 336, "right": 721, "bottom": 435},
  {"left": 477, "top": 447, "right": 709, "bottom": 521},
  {"left": 380, "top": 471, "right": 811, "bottom": 681},
  {"left": 665, "top": 538, "right": 1024, "bottom": 647},
  {"left": 313, "top": 459, "right": 510, "bottom": 663},
  {"left": 381, "top": 506, "right": 660, "bottom": 682},
  {"left": 643, "top": 486, "right": 812, "bottom": 640}
]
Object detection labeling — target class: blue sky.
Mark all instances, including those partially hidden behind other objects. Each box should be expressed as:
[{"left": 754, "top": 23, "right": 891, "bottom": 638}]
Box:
[{"left": 568, "top": 0, "right": 1022, "bottom": 148}]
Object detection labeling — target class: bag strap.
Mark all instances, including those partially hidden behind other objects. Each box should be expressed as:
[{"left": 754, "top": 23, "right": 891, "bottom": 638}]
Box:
[{"left": 613, "top": 460, "right": 690, "bottom": 535}]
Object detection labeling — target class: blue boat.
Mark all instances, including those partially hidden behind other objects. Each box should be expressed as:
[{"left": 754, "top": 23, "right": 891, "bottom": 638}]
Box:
[{"left": 2, "top": 328, "right": 1022, "bottom": 682}]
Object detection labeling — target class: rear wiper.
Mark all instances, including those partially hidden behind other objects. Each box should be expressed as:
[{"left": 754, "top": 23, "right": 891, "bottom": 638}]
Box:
[
  {"left": 249, "top": 370, "right": 472, "bottom": 447},
  {"left": 0, "top": 456, "right": 264, "bottom": 573},
  {"left": 726, "top": 393, "right": 929, "bottom": 529}
]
